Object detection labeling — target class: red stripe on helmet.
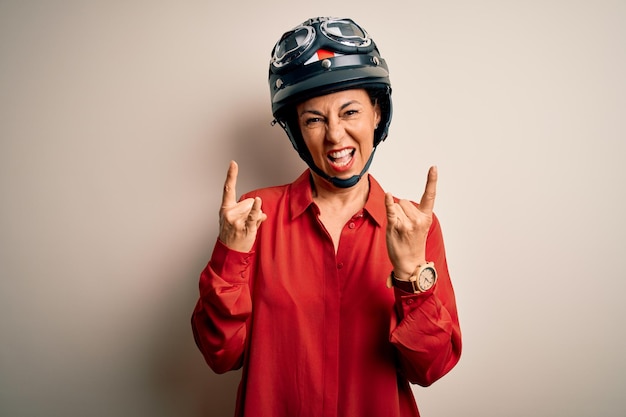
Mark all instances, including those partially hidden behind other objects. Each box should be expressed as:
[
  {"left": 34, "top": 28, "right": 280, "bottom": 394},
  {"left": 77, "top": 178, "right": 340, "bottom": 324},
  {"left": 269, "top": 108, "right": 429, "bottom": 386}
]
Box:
[{"left": 316, "top": 49, "right": 335, "bottom": 60}]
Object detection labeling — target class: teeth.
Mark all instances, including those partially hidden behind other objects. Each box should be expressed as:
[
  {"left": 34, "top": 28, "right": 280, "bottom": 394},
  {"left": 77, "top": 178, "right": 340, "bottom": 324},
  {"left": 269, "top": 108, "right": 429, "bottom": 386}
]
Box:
[
  {"left": 328, "top": 148, "right": 353, "bottom": 167},
  {"left": 329, "top": 149, "right": 352, "bottom": 159}
]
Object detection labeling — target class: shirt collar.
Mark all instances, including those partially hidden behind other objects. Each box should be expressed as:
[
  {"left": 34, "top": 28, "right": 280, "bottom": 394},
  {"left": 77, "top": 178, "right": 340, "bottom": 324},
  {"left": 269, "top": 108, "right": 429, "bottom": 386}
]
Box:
[
  {"left": 290, "top": 171, "right": 316, "bottom": 220},
  {"left": 289, "top": 170, "right": 387, "bottom": 227},
  {"left": 362, "top": 175, "right": 386, "bottom": 227}
]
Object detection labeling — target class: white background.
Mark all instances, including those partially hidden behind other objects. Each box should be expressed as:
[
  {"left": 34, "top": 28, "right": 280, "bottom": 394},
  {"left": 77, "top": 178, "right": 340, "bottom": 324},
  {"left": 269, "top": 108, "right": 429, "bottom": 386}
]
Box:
[{"left": 1, "top": 1, "right": 625, "bottom": 416}]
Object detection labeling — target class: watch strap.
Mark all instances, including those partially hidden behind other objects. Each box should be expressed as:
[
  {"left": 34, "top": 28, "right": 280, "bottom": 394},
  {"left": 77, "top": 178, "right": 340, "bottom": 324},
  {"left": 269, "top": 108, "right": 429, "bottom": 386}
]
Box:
[{"left": 390, "top": 271, "right": 419, "bottom": 293}]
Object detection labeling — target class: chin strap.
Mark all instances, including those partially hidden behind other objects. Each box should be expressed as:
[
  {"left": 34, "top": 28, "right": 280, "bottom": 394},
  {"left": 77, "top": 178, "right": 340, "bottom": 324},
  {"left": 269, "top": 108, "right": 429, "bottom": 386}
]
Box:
[{"left": 301, "top": 147, "right": 378, "bottom": 188}]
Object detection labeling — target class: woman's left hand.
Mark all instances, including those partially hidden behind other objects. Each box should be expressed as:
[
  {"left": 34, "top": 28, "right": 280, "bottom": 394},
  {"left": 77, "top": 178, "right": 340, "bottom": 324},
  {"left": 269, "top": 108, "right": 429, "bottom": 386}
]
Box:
[{"left": 384, "top": 166, "right": 438, "bottom": 279}]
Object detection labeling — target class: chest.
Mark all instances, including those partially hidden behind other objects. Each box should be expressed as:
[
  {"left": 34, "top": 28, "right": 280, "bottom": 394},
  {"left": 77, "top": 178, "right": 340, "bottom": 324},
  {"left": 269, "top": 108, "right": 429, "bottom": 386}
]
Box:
[{"left": 252, "top": 210, "right": 393, "bottom": 315}]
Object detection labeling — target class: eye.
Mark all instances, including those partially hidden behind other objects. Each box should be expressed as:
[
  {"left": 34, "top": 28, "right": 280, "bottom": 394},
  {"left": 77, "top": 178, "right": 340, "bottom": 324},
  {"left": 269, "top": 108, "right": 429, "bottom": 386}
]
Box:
[
  {"left": 342, "top": 108, "right": 361, "bottom": 118},
  {"left": 303, "top": 116, "right": 324, "bottom": 127}
]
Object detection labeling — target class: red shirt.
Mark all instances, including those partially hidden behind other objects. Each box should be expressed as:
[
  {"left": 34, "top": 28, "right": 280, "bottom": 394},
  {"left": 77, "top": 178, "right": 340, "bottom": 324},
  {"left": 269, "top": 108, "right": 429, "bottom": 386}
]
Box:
[{"left": 192, "top": 171, "right": 462, "bottom": 417}]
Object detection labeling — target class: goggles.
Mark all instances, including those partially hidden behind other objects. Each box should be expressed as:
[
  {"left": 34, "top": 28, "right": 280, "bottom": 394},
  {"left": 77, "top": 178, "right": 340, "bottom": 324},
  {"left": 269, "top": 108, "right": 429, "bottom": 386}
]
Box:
[{"left": 271, "top": 18, "right": 374, "bottom": 70}]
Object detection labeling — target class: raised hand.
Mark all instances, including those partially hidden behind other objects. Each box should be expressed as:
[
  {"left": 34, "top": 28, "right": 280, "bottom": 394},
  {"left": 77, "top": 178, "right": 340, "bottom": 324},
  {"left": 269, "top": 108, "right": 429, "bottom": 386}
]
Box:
[
  {"left": 218, "top": 161, "right": 267, "bottom": 253},
  {"left": 384, "top": 166, "right": 438, "bottom": 279}
]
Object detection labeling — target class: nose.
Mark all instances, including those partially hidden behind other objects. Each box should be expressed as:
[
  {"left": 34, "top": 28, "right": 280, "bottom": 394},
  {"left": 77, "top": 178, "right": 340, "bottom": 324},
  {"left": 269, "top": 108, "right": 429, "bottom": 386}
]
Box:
[{"left": 325, "top": 116, "right": 344, "bottom": 144}]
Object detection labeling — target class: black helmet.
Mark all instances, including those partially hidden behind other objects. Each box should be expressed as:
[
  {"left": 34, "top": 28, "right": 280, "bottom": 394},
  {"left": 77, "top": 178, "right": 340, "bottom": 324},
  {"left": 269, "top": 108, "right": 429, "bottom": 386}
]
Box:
[{"left": 268, "top": 17, "right": 392, "bottom": 188}]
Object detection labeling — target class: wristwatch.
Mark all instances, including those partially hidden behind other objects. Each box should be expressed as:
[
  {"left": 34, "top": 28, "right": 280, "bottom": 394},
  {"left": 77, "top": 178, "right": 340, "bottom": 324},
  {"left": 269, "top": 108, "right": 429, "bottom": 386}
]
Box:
[{"left": 388, "top": 262, "right": 437, "bottom": 293}]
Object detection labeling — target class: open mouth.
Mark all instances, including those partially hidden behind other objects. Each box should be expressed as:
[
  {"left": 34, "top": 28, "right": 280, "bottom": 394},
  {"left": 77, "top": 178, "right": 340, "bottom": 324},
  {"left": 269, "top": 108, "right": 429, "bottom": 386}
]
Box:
[{"left": 327, "top": 148, "right": 355, "bottom": 169}]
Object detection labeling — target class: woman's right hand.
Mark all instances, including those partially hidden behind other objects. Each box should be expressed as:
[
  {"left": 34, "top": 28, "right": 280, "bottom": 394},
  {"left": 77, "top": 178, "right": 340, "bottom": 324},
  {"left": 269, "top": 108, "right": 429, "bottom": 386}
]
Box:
[{"left": 218, "top": 161, "right": 267, "bottom": 252}]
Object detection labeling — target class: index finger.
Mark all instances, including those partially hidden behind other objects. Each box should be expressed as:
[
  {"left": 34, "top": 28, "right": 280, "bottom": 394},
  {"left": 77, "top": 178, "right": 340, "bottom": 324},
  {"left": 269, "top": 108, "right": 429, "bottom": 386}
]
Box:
[
  {"left": 221, "top": 160, "right": 239, "bottom": 207},
  {"left": 419, "top": 165, "right": 438, "bottom": 214},
  {"left": 384, "top": 192, "right": 396, "bottom": 221}
]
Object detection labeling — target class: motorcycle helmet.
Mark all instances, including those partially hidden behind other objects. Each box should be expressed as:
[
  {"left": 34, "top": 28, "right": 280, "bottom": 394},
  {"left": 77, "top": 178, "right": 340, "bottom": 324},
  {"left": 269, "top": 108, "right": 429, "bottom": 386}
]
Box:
[{"left": 269, "top": 17, "right": 392, "bottom": 188}]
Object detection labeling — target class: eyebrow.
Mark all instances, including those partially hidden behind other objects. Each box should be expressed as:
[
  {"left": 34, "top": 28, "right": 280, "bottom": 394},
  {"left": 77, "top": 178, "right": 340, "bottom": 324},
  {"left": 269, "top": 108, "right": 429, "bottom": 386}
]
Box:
[{"left": 298, "top": 100, "right": 361, "bottom": 117}]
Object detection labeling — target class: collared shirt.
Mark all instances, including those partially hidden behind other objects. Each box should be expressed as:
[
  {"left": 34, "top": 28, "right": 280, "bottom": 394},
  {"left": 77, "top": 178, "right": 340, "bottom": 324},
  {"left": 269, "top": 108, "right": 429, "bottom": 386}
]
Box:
[{"left": 192, "top": 171, "right": 462, "bottom": 417}]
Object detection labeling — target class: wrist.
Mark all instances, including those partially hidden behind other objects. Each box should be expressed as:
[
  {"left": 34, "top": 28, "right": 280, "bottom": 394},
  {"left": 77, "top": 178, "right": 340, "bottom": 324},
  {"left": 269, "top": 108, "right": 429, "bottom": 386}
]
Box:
[
  {"left": 393, "top": 259, "right": 426, "bottom": 281},
  {"left": 387, "top": 261, "right": 438, "bottom": 293}
]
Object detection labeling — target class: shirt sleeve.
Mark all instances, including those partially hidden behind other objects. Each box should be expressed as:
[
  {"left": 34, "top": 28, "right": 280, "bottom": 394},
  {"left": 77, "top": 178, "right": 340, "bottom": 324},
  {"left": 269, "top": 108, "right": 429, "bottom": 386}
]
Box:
[
  {"left": 191, "top": 239, "right": 254, "bottom": 374},
  {"left": 389, "top": 212, "right": 462, "bottom": 387}
]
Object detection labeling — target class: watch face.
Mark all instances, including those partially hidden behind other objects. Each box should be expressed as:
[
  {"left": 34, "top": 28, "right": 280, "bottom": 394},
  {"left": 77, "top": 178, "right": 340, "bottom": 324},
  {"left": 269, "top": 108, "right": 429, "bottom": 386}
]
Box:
[{"left": 418, "top": 267, "right": 436, "bottom": 291}]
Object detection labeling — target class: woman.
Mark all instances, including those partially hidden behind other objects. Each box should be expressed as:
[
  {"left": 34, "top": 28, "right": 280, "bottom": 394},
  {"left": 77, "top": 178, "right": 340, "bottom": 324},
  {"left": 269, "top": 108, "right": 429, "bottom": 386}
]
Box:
[{"left": 192, "top": 17, "right": 462, "bottom": 417}]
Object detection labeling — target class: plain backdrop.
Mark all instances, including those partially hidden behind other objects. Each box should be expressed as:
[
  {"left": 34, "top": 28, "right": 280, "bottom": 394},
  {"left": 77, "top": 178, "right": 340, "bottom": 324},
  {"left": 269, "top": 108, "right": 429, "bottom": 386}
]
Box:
[{"left": 1, "top": 1, "right": 625, "bottom": 416}]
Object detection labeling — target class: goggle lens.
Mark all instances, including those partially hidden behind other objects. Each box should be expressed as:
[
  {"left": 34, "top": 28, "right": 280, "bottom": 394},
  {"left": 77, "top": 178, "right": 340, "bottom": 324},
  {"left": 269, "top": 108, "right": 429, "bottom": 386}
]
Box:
[
  {"left": 272, "top": 26, "right": 314, "bottom": 67},
  {"left": 321, "top": 19, "right": 370, "bottom": 47}
]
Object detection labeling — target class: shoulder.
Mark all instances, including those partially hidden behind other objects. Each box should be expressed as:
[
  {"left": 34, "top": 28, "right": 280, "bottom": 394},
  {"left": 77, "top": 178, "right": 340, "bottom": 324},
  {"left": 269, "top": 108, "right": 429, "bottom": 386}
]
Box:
[
  {"left": 240, "top": 170, "right": 310, "bottom": 206},
  {"left": 241, "top": 183, "right": 289, "bottom": 203}
]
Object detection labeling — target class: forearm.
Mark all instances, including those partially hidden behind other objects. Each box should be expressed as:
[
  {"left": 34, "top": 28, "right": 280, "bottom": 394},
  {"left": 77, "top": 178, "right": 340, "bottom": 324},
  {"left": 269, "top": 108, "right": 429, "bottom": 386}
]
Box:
[
  {"left": 191, "top": 240, "right": 254, "bottom": 374},
  {"left": 389, "top": 214, "right": 462, "bottom": 386},
  {"left": 390, "top": 289, "right": 462, "bottom": 386}
]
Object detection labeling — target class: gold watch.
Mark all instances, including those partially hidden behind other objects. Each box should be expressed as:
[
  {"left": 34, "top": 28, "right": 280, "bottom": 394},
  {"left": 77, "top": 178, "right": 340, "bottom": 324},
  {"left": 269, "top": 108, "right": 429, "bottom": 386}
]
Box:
[{"left": 388, "top": 262, "right": 437, "bottom": 293}]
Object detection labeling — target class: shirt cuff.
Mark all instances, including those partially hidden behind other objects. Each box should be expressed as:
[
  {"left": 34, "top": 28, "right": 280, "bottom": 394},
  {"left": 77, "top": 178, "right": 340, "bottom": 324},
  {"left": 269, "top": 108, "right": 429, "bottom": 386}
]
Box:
[
  {"left": 209, "top": 239, "right": 254, "bottom": 284},
  {"left": 394, "top": 284, "right": 436, "bottom": 313}
]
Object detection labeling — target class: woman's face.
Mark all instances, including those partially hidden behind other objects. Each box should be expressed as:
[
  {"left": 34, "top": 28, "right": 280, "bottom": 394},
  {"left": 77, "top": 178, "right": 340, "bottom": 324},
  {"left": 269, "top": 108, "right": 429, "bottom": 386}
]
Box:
[{"left": 296, "top": 89, "right": 381, "bottom": 181}]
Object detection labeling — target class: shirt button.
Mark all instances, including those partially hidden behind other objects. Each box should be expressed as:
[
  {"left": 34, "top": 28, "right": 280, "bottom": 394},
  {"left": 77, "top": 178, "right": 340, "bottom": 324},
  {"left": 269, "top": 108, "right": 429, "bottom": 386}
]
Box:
[
  {"left": 337, "top": 262, "right": 344, "bottom": 269},
  {"left": 405, "top": 299, "right": 414, "bottom": 305},
  {"left": 348, "top": 222, "right": 356, "bottom": 229}
]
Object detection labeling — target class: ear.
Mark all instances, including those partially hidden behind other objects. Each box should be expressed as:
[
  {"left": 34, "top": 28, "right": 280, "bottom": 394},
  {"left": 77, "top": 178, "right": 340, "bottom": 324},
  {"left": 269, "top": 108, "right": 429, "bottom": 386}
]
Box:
[{"left": 373, "top": 101, "right": 382, "bottom": 127}]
